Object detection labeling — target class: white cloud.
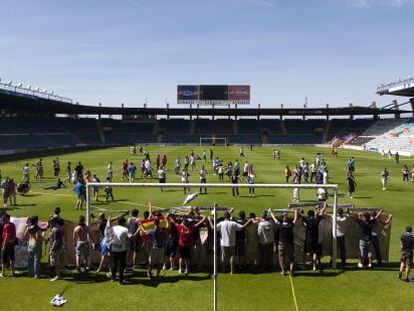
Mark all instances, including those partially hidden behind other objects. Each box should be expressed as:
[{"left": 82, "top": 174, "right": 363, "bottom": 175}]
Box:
[{"left": 343, "top": 0, "right": 414, "bottom": 8}]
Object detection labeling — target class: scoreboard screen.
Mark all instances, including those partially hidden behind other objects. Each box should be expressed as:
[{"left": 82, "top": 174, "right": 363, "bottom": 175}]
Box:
[
  {"left": 199, "top": 85, "right": 228, "bottom": 101},
  {"left": 177, "top": 85, "right": 250, "bottom": 105}
]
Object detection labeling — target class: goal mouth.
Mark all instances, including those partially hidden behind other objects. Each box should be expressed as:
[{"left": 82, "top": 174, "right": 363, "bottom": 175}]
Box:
[{"left": 200, "top": 137, "right": 228, "bottom": 146}]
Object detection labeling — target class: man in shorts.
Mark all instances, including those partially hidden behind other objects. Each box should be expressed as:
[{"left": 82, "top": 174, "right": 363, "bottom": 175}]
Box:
[
  {"left": 147, "top": 218, "right": 168, "bottom": 278},
  {"left": 128, "top": 209, "right": 141, "bottom": 269},
  {"left": 73, "top": 215, "right": 90, "bottom": 273},
  {"left": 350, "top": 209, "right": 383, "bottom": 269},
  {"left": 49, "top": 217, "right": 64, "bottom": 281},
  {"left": 158, "top": 166, "right": 166, "bottom": 192},
  {"left": 1, "top": 213, "right": 16, "bottom": 277},
  {"left": 270, "top": 209, "right": 298, "bottom": 276},
  {"left": 399, "top": 226, "right": 414, "bottom": 282},
  {"left": 214, "top": 211, "right": 251, "bottom": 274}
]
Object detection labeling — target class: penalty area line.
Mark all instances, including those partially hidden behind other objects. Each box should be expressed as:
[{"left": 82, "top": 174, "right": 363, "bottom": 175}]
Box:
[{"left": 289, "top": 274, "right": 299, "bottom": 311}]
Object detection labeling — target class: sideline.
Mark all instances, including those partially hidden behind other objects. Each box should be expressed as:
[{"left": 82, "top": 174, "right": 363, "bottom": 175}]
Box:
[{"left": 289, "top": 274, "right": 299, "bottom": 311}]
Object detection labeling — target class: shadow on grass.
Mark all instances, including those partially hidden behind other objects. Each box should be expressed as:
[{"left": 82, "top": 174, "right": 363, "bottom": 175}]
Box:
[{"left": 23, "top": 194, "right": 41, "bottom": 197}]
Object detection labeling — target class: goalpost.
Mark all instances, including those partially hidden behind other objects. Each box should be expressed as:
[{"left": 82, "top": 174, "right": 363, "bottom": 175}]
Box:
[
  {"left": 200, "top": 137, "right": 228, "bottom": 147},
  {"left": 86, "top": 182, "right": 339, "bottom": 311}
]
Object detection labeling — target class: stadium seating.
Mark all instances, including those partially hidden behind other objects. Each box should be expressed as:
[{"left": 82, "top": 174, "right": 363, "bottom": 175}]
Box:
[{"left": 0, "top": 116, "right": 396, "bottom": 151}]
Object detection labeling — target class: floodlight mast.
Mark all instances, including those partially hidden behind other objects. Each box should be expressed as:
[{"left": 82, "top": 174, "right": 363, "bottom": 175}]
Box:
[{"left": 86, "top": 182, "right": 339, "bottom": 311}]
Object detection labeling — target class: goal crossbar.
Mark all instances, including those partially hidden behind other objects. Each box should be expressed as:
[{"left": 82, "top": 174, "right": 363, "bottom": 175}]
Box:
[{"left": 85, "top": 182, "right": 339, "bottom": 311}]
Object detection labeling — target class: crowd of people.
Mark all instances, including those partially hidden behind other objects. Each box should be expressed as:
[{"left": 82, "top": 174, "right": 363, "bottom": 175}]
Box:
[{"left": 0, "top": 146, "right": 413, "bottom": 284}]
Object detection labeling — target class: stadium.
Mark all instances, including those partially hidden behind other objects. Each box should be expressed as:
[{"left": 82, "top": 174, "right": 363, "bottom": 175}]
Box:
[{"left": 1, "top": 2, "right": 414, "bottom": 311}]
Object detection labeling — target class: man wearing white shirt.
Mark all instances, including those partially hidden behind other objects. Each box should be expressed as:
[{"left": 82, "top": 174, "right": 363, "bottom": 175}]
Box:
[
  {"left": 213, "top": 212, "right": 251, "bottom": 274},
  {"left": 335, "top": 208, "right": 347, "bottom": 267},
  {"left": 111, "top": 217, "right": 129, "bottom": 285}
]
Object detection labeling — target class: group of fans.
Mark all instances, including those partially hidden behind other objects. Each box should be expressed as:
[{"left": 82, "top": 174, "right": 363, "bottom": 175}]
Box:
[{"left": 0, "top": 146, "right": 414, "bottom": 284}]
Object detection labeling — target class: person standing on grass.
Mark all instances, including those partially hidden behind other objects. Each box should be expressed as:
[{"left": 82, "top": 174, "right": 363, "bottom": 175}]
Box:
[
  {"left": 111, "top": 217, "right": 129, "bottom": 285},
  {"left": 190, "top": 154, "right": 196, "bottom": 171},
  {"left": 334, "top": 208, "right": 348, "bottom": 268},
  {"left": 122, "top": 160, "right": 129, "bottom": 180},
  {"left": 398, "top": 226, "right": 414, "bottom": 282},
  {"left": 169, "top": 214, "right": 206, "bottom": 275},
  {"left": 24, "top": 216, "right": 45, "bottom": 279},
  {"left": 8, "top": 178, "right": 16, "bottom": 207},
  {"left": 199, "top": 166, "right": 207, "bottom": 194},
  {"left": 242, "top": 161, "right": 250, "bottom": 181},
  {"left": 127, "top": 209, "right": 141, "bottom": 269},
  {"left": 158, "top": 166, "right": 166, "bottom": 192},
  {"left": 128, "top": 162, "right": 137, "bottom": 182},
  {"left": 203, "top": 150, "right": 207, "bottom": 163},
  {"left": 146, "top": 218, "right": 169, "bottom": 279},
  {"left": 92, "top": 174, "right": 101, "bottom": 201},
  {"left": 23, "top": 163, "right": 30, "bottom": 182},
  {"left": 300, "top": 204, "right": 327, "bottom": 272},
  {"left": 284, "top": 165, "right": 292, "bottom": 183},
  {"left": 402, "top": 165, "right": 409, "bottom": 182},
  {"left": 245, "top": 212, "right": 259, "bottom": 271},
  {"left": 248, "top": 170, "right": 255, "bottom": 197},
  {"left": 163, "top": 219, "right": 179, "bottom": 271},
  {"left": 175, "top": 157, "right": 181, "bottom": 175},
  {"left": 104, "top": 177, "right": 114, "bottom": 202},
  {"left": 349, "top": 209, "right": 383, "bottom": 269},
  {"left": 257, "top": 210, "right": 276, "bottom": 272},
  {"left": 73, "top": 179, "right": 86, "bottom": 210},
  {"left": 347, "top": 172, "right": 356, "bottom": 199},
  {"left": 231, "top": 171, "right": 239, "bottom": 197},
  {"left": 73, "top": 215, "right": 90, "bottom": 273},
  {"left": 395, "top": 152, "right": 400, "bottom": 164},
  {"left": 292, "top": 166, "right": 301, "bottom": 202},
  {"left": 212, "top": 211, "right": 251, "bottom": 274},
  {"left": 49, "top": 217, "right": 63, "bottom": 281},
  {"left": 210, "top": 148, "right": 214, "bottom": 161},
  {"left": 347, "top": 157, "right": 355, "bottom": 173},
  {"left": 381, "top": 168, "right": 390, "bottom": 190},
  {"left": 371, "top": 211, "right": 392, "bottom": 266},
  {"left": 239, "top": 147, "right": 244, "bottom": 157},
  {"left": 235, "top": 211, "right": 248, "bottom": 271},
  {"left": 1, "top": 177, "right": 11, "bottom": 209},
  {"left": 181, "top": 169, "right": 190, "bottom": 194},
  {"left": 411, "top": 165, "right": 414, "bottom": 182},
  {"left": 107, "top": 161, "right": 113, "bottom": 181},
  {"left": 1, "top": 213, "right": 16, "bottom": 278},
  {"left": 218, "top": 164, "right": 224, "bottom": 181},
  {"left": 270, "top": 209, "right": 298, "bottom": 276}
]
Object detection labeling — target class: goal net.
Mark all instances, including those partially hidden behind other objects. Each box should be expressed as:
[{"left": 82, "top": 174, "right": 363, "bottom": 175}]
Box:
[{"left": 200, "top": 137, "right": 228, "bottom": 147}]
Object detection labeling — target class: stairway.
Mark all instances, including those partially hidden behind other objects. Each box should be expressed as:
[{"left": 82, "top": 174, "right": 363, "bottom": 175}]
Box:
[
  {"left": 280, "top": 120, "right": 288, "bottom": 136},
  {"left": 322, "top": 120, "right": 331, "bottom": 143},
  {"left": 96, "top": 119, "right": 106, "bottom": 144},
  {"left": 53, "top": 119, "right": 83, "bottom": 144}
]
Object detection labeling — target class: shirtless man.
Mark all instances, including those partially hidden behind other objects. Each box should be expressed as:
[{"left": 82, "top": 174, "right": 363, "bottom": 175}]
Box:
[
  {"left": 73, "top": 215, "right": 90, "bottom": 273},
  {"left": 24, "top": 216, "right": 45, "bottom": 278}
]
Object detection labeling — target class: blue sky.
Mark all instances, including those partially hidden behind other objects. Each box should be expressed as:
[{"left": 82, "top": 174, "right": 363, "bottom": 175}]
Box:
[{"left": 0, "top": 0, "right": 413, "bottom": 108}]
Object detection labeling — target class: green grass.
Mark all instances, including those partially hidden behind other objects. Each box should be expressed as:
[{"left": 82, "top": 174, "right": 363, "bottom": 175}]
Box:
[{"left": 0, "top": 146, "right": 413, "bottom": 311}]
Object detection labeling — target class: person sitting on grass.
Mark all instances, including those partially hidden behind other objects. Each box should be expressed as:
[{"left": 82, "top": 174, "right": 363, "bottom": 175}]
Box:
[
  {"left": 399, "top": 226, "right": 414, "bottom": 282},
  {"left": 44, "top": 178, "right": 66, "bottom": 191},
  {"left": 349, "top": 209, "right": 383, "bottom": 269}
]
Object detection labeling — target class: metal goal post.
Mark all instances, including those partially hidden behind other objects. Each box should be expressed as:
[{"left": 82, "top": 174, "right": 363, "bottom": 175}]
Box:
[
  {"left": 86, "top": 182, "right": 339, "bottom": 311},
  {"left": 199, "top": 137, "right": 228, "bottom": 147}
]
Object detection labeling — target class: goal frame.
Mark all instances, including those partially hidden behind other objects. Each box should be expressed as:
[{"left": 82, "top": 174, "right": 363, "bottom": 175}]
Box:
[
  {"left": 86, "top": 182, "right": 339, "bottom": 311},
  {"left": 199, "top": 137, "right": 228, "bottom": 147}
]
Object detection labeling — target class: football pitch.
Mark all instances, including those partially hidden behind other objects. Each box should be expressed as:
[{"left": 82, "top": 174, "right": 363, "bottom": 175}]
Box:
[{"left": 0, "top": 145, "right": 413, "bottom": 311}]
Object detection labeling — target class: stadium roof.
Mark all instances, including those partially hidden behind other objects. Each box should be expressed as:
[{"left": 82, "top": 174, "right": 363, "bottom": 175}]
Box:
[
  {"left": 377, "top": 77, "right": 414, "bottom": 97},
  {"left": 0, "top": 87, "right": 410, "bottom": 118}
]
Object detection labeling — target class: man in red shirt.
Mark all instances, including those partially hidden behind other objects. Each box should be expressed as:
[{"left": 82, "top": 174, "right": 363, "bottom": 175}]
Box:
[
  {"left": 168, "top": 212, "right": 206, "bottom": 275},
  {"left": 1, "top": 213, "right": 16, "bottom": 277}
]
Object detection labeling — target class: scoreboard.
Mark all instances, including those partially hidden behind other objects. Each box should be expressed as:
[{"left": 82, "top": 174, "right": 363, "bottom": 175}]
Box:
[{"left": 177, "top": 85, "right": 250, "bottom": 105}]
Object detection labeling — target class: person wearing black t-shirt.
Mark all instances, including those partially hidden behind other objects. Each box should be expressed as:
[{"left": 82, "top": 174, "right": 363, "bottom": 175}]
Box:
[
  {"left": 301, "top": 204, "right": 327, "bottom": 272},
  {"left": 231, "top": 172, "right": 239, "bottom": 197},
  {"left": 399, "top": 226, "right": 414, "bottom": 282},
  {"left": 350, "top": 209, "right": 383, "bottom": 269},
  {"left": 235, "top": 211, "right": 247, "bottom": 271},
  {"left": 270, "top": 209, "right": 298, "bottom": 276}
]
